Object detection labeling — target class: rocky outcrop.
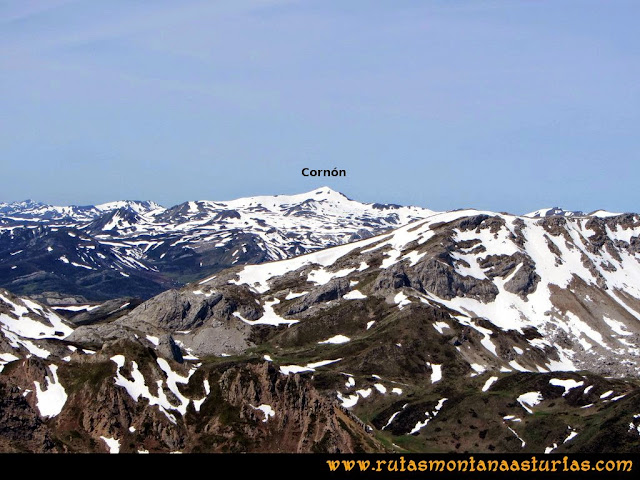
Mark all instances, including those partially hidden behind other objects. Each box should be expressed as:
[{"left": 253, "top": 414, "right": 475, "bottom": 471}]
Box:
[
  {"left": 66, "top": 323, "right": 140, "bottom": 350},
  {"left": 64, "top": 286, "right": 267, "bottom": 357},
  {"left": 0, "top": 380, "right": 56, "bottom": 452},
  {"left": 372, "top": 263, "right": 411, "bottom": 291},
  {"left": 117, "top": 287, "right": 263, "bottom": 330},
  {"left": 157, "top": 335, "right": 184, "bottom": 363},
  {"left": 409, "top": 257, "right": 499, "bottom": 302},
  {"left": 64, "top": 298, "right": 142, "bottom": 326},
  {"left": 218, "top": 362, "right": 381, "bottom": 453},
  {"left": 503, "top": 262, "right": 540, "bottom": 298},
  {"left": 286, "top": 278, "right": 351, "bottom": 315},
  {"left": 119, "top": 290, "right": 224, "bottom": 331}
]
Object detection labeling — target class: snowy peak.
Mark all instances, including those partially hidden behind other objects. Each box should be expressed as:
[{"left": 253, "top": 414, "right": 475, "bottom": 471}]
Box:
[
  {"left": 0, "top": 199, "right": 41, "bottom": 211},
  {"left": 95, "top": 200, "right": 165, "bottom": 216},
  {"left": 524, "top": 207, "right": 584, "bottom": 218},
  {"left": 86, "top": 207, "right": 148, "bottom": 234},
  {"left": 588, "top": 209, "right": 625, "bottom": 218},
  {"left": 0, "top": 200, "right": 96, "bottom": 222},
  {"left": 225, "top": 186, "right": 349, "bottom": 207},
  {"left": 523, "top": 207, "right": 629, "bottom": 219}
]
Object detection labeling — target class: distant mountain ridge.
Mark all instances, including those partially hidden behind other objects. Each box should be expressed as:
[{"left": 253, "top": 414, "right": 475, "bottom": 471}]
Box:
[
  {"left": 0, "top": 188, "right": 434, "bottom": 301},
  {"left": 0, "top": 199, "right": 163, "bottom": 222},
  {"left": 523, "top": 207, "right": 624, "bottom": 218}
]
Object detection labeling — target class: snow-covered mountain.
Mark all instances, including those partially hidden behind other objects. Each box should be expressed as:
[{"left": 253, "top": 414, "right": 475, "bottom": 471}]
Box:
[
  {"left": 157, "top": 208, "right": 640, "bottom": 377},
  {"left": 524, "top": 207, "right": 625, "bottom": 219},
  {"left": 524, "top": 207, "right": 584, "bottom": 218},
  {"left": 0, "top": 188, "right": 433, "bottom": 301},
  {"left": 0, "top": 199, "right": 162, "bottom": 222},
  {"left": 1, "top": 205, "right": 640, "bottom": 453}
]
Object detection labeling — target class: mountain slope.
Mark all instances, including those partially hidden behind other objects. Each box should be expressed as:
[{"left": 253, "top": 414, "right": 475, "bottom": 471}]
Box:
[
  {"left": 160, "top": 209, "right": 640, "bottom": 376},
  {"left": 0, "top": 288, "right": 382, "bottom": 453}
]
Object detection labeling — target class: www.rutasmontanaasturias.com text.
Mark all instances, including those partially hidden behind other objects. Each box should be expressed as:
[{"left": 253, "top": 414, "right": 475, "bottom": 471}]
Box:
[{"left": 325, "top": 456, "right": 633, "bottom": 474}]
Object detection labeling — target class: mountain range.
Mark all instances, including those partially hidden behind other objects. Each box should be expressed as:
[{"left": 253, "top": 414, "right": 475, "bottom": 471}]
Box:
[
  {"left": 1, "top": 191, "right": 639, "bottom": 453},
  {"left": 0, "top": 188, "right": 432, "bottom": 302},
  {"left": 0, "top": 188, "right": 623, "bottom": 304}
]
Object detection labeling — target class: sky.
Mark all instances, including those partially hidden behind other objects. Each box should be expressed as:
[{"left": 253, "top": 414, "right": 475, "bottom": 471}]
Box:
[{"left": 1, "top": 0, "right": 639, "bottom": 214}]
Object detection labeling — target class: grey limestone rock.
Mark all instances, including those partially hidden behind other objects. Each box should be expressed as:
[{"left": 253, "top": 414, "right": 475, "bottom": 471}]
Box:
[
  {"left": 286, "top": 278, "right": 351, "bottom": 315},
  {"left": 157, "top": 334, "right": 184, "bottom": 363},
  {"left": 372, "top": 263, "right": 411, "bottom": 291},
  {"left": 503, "top": 262, "right": 540, "bottom": 298},
  {"left": 116, "top": 289, "right": 225, "bottom": 331},
  {"left": 66, "top": 323, "right": 139, "bottom": 349},
  {"left": 409, "top": 258, "right": 499, "bottom": 302}
]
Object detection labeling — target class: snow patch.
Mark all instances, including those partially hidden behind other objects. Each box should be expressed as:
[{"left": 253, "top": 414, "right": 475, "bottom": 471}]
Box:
[
  {"left": 318, "top": 335, "right": 350, "bottom": 345},
  {"left": 307, "top": 267, "right": 356, "bottom": 285},
  {"left": 432, "top": 322, "right": 450, "bottom": 334},
  {"left": 279, "top": 359, "right": 341, "bottom": 375},
  {"left": 409, "top": 398, "right": 447, "bottom": 435},
  {"left": 233, "top": 299, "right": 298, "bottom": 326},
  {"left": 382, "top": 404, "right": 408, "bottom": 430},
  {"left": 33, "top": 365, "right": 67, "bottom": 418},
  {"left": 337, "top": 392, "right": 359, "bottom": 408},
  {"left": 549, "top": 378, "right": 584, "bottom": 396},
  {"left": 343, "top": 290, "right": 367, "bottom": 300},
  {"left": 517, "top": 392, "right": 543, "bottom": 414},
  {"left": 374, "top": 383, "right": 387, "bottom": 394},
  {"left": 482, "top": 376, "right": 499, "bottom": 392},
  {"left": 251, "top": 404, "right": 275, "bottom": 422},
  {"left": 394, "top": 292, "right": 411, "bottom": 310},
  {"left": 100, "top": 436, "right": 120, "bottom": 454},
  {"left": 428, "top": 363, "right": 442, "bottom": 383}
]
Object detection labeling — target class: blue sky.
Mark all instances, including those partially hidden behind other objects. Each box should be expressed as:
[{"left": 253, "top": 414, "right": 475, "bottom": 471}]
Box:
[{"left": 1, "top": 0, "right": 638, "bottom": 214}]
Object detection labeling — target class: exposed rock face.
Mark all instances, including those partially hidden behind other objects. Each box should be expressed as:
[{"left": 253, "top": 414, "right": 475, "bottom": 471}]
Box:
[
  {"left": 286, "top": 278, "right": 351, "bottom": 315},
  {"left": 1, "top": 348, "right": 381, "bottom": 453},
  {"left": 66, "top": 323, "right": 140, "bottom": 350},
  {"left": 157, "top": 335, "right": 184, "bottom": 363},
  {"left": 218, "top": 362, "right": 379, "bottom": 453},
  {"left": 64, "top": 298, "right": 142, "bottom": 326},
  {"left": 409, "top": 257, "right": 499, "bottom": 301},
  {"left": 118, "top": 287, "right": 263, "bottom": 328},
  {"left": 0, "top": 381, "right": 56, "bottom": 452},
  {"left": 372, "top": 264, "right": 411, "bottom": 291},
  {"left": 503, "top": 262, "right": 540, "bottom": 298},
  {"left": 119, "top": 290, "right": 227, "bottom": 331}
]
